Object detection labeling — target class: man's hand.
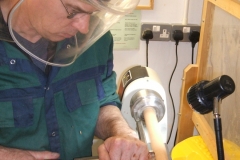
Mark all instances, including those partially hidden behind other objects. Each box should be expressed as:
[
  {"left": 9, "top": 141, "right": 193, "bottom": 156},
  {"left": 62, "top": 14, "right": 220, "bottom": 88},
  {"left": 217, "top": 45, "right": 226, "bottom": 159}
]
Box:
[
  {"left": 0, "top": 146, "right": 60, "bottom": 160},
  {"left": 98, "top": 136, "right": 148, "bottom": 160},
  {"left": 95, "top": 105, "right": 149, "bottom": 160}
]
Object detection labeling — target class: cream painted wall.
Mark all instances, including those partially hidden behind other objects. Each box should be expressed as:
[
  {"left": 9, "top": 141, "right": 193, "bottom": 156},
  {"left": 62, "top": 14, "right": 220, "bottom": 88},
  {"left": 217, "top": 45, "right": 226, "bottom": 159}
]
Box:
[{"left": 113, "top": 0, "right": 204, "bottom": 152}]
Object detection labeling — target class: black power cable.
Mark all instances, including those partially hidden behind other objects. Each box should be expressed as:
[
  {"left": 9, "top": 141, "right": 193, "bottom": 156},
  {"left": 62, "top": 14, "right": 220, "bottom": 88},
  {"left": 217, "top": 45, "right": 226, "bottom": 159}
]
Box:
[
  {"left": 167, "top": 30, "right": 183, "bottom": 144},
  {"left": 189, "top": 30, "right": 200, "bottom": 64},
  {"left": 142, "top": 30, "right": 153, "bottom": 67}
]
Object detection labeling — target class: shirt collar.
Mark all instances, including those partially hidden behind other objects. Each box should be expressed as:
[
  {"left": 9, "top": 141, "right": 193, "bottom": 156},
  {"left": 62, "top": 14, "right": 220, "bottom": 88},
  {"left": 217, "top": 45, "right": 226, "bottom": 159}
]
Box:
[{"left": 0, "top": 10, "right": 14, "bottom": 42}]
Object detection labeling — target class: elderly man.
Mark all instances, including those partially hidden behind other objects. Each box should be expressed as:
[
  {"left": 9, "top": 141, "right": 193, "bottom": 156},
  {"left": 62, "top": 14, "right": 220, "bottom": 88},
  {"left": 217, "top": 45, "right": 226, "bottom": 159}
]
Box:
[{"left": 0, "top": 0, "right": 149, "bottom": 159}]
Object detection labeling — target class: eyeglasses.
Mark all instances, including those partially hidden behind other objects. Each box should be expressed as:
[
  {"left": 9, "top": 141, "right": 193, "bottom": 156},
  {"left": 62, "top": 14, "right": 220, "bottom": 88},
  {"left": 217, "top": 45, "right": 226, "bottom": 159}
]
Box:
[{"left": 59, "top": 0, "right": 93, "bottom": 19}]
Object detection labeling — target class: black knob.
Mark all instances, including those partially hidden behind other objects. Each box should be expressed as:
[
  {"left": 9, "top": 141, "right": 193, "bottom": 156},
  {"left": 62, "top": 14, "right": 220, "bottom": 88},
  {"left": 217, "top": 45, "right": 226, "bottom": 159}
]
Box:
[{"left": 187, "top": 75, "right": 235, "bottom": 114}]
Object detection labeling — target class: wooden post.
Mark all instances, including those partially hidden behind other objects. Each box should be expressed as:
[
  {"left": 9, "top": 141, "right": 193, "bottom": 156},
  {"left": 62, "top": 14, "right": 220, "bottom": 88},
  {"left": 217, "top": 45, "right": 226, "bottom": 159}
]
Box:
[{"left": 175, "top": 64, "right": 198, "bottom": 143}]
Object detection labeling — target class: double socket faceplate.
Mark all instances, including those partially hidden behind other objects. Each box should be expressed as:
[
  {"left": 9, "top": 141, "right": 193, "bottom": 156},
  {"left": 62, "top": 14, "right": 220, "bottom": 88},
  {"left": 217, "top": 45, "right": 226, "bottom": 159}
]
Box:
[
  {"left": 141, "top": 23, "right": 201, "bottom": 42},
  {"left": 141, "top": 23, "right": 172, "bottom": 41}
]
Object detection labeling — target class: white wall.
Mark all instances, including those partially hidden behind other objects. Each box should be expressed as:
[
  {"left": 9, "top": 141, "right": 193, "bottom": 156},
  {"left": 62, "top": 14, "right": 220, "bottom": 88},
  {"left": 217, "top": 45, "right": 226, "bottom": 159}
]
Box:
[{"left": 113, "top": 0, "right": 204, "bottom": 152}]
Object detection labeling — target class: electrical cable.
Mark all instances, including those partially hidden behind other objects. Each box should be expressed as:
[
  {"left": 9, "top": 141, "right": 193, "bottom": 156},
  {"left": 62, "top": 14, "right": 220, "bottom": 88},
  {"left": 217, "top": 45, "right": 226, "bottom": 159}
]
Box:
[
  {"left": 142, "top": 30, "right": 153, "bottom": 67},
  {"left": 167, "top": 43, "right": 178, "bottom": 144},
  {"left": 191, "top": 47, "right": 194, "bottom": 64},
  {"left": 189, "top": 30, "right": 200, "bottom": 64},
  {"left": 146, "top": 39, "right": 149, "bottom": 67},
  {"left": 167, "top": 30, "right": 183, "bottom": 144}
]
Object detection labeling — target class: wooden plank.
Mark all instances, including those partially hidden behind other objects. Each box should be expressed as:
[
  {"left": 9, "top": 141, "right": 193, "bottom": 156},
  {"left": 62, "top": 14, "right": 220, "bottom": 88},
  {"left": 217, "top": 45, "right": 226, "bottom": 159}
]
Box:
[
  {"left": 198, "top": 1, "right": 240, "bottom": 151},
  {"left": 209, "top": 0, "right": 240, "bottom": 19},
  {"left": 196, "top": 0, "right": 215, "bottom": 80},
  {"left": 231, "top": 0, "right": 240, "bottom": 4},
  {"left": 197, "top": 0, "right": 240, "bottom": 149},
  {"left": 175, "top": 64, "right": 198, "bottom": 144}
]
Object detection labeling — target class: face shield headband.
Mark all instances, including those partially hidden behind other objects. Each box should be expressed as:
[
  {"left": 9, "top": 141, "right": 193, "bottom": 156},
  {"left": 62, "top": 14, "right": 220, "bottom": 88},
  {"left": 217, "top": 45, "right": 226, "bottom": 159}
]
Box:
[{"left": 8, "top": 0, "right": 140, "bottom": 67}]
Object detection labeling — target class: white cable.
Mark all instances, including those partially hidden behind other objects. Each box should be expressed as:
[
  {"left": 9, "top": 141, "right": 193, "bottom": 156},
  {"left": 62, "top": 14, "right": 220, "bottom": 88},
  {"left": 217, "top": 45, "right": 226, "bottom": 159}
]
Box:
[{"left": 182, "top": 0, "right": 189, "bottom": 25}]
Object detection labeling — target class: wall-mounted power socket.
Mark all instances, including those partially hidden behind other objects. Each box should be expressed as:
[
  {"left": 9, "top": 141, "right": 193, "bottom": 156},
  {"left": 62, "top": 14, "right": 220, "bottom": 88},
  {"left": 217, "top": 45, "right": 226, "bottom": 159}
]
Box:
[
  {"left": 141, "top": 23, "right": 172, "bottom": 41},
  {"left": 171, "top": 24, "right": 201, "bottom": 42}
]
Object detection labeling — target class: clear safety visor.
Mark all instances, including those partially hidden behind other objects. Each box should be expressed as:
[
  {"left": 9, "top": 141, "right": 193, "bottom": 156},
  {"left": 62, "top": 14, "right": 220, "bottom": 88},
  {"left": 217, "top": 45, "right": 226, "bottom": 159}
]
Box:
[{"left": 8, "top": 0, "right": 140, "bottom": 67}]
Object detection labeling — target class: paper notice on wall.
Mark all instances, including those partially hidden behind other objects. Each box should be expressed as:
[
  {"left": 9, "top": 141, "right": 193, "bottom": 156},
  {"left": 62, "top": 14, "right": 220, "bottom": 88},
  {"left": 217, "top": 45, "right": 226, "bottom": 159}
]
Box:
[{"left": 110, "top": 10, "right": 141, "bottom": 50}]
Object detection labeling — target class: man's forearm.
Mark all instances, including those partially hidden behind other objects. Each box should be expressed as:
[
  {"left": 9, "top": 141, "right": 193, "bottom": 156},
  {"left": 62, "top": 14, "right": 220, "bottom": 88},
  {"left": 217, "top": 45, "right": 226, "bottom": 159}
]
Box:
[
  {"left": 94, "top": 105, "right": 137, "bottom": 140},
  {"left": 95, "top": 105, "right": 150, "bottom": 160},
  {"left": 0, "top": 145, "right": 59, "bottom": 160}
]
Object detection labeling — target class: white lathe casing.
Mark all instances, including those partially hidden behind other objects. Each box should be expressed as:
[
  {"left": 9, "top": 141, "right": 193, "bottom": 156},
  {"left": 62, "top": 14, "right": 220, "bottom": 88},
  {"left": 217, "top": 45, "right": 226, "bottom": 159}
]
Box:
[{"left": 118, "top": 66, "right": 168, "bottom": 143}]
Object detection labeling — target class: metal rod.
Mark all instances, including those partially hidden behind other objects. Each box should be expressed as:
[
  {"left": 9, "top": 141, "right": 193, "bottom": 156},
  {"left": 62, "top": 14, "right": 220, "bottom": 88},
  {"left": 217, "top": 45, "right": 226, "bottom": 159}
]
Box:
[{"left": 213, "top": 97, "right": 225, "bottom": 160}]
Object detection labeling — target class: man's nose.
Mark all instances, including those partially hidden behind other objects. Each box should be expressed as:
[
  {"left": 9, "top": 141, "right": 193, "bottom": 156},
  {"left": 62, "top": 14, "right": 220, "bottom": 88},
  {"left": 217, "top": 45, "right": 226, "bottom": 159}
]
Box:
[{"left": 71, "top": 14, "right": 90, "bottom": 34}]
